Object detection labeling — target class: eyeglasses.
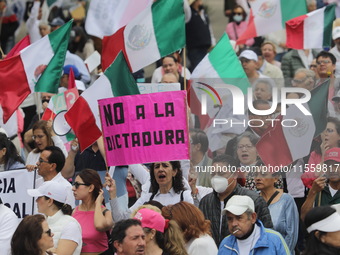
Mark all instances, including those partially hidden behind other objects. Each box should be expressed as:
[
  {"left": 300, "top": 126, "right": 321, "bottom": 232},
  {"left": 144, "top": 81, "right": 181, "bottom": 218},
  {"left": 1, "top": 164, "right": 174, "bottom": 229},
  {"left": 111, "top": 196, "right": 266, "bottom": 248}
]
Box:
[
  {"left": 38, "top": 158, "right": 50, "bottom": 164},
  {"left": 32, "top": 135, "right": 45, "bottom": 140},
  {"left": 316, "top": 60, "right": 331, "bottom": 65},
  {"left": 73, "top": 181, "right": 90, "bottom": 189},
  {"left": 45, "top": 229, "right": 52, "bottom": 237},
  {"left": 237, "top": 144, "right": 254, "bottom": 150}
]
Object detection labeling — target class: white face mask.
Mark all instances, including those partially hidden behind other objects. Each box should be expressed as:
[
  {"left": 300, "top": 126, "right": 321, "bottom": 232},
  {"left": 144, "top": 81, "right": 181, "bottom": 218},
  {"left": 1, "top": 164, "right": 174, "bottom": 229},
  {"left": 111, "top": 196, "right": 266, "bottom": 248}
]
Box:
[
  {"left": 211, "top": 175, "right": 229, "bottom": 193},
  {"left": 233, "top": 14, "right": 243, "bottom": 23}
]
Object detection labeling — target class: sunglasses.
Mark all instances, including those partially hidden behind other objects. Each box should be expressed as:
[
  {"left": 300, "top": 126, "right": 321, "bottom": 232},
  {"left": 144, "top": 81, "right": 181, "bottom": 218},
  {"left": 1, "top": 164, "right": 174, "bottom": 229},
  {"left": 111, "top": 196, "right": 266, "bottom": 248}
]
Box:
[
  {"left": 73, "top": 181, "right": 90, "bottom": 189},
  {"left": 45, "top": 229, "right": 52, "bottom": 237},
  {"left": 32, "top": 135, "right": 45, "bottom": 140}
]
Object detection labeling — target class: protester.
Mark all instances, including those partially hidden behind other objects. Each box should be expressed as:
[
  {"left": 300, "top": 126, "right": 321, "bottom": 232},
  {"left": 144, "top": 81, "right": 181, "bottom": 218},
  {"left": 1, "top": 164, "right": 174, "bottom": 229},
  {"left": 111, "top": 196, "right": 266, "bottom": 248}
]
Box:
[
  {"left": 0, "top": 0, "right": 19, "bottom": 54},
  {"left": 186, "top": 0, "right": 215, "bottom": 71},
  {"left": 25, "top": 120, "right": 67, "bottom": 171},
  {"left": 225, "top": 5, "right": 254, "bottom": 48},
  {"left": 134, "top": 207, "right": 188, "bottom": 255},
  {"left": 261, "top": 42, "right": 281, "bottom": 68},
  {"left": 239, "top": 50, "right": 268, "bottom": 83},
  {"left": 0, "top": 132, "right": 25, "bottom": 171},
  {"left": 32, "top": 146, "right": 75, "bottom": 209},
  {"left": 107, "top": 161, "right": 194, "bottom": 222},
  {"left": 199, "top": 154, "right": 273, "bottom": 246},
  {"left": 111, "top": 219, "right": 146, "bottom": 255},
  {"left": 302, "top": 117, "right": 340, "bottom": 189},
  {"left": 253, "top": 79, "right": 273, "bottom": 101},
  {"left": 11, "top": 214, "right": 54, "bottom": 255},
  {"left": 190, "top": 129, "right": 212, "bottom": 187},
  {"left": 234, "top": 131, "right": 259, "bottom": 190},
  {"left": 217, "top": 195, "right": 290, "bottom": 255},
  {"left": 72, "top": 168, "right": 114, "bottom": 254},
  {"left": 26, "top": 0, "right": 43, "bottom": 43},
  {"left": 255, "top": 162, "right": 299, "bottom": 254},
  {"left": 0, "top": 197, "right": 18, "bottom": 255},
  {"left": 301, "top": 147, "right": 340, "bottom": 220},
  {"left": 68, "top": 26, "right": 95, "bottom": 61},
  {"left": 281, "top": 49, "right": 319, "bottom": 86},
  {"left": 27, "top": 181, "right": 82, "bottom": 255},
  {"left": 303, "top": 204, "right": 340, "bottom": 255},
  {"left": 162, "top": 201, "right": 218, "bottom": 255}
]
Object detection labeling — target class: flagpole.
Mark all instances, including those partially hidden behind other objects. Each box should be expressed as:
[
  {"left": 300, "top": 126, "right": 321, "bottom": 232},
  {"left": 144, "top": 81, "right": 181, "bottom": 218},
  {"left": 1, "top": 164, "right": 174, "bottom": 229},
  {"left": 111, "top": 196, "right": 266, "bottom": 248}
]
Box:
[
  {"left": 0, "top": 46, "right": 4, "bottom": 58},
  {"left": 183, "top": 47, "right": 187, "bottom": 91}
]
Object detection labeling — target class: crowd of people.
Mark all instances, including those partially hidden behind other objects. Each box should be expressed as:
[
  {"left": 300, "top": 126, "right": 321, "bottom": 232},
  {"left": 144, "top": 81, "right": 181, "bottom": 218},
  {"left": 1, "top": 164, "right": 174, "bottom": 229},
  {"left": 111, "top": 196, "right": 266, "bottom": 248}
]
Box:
[{"left": 1, "top": 0, "right": 340, "bottom": 254}]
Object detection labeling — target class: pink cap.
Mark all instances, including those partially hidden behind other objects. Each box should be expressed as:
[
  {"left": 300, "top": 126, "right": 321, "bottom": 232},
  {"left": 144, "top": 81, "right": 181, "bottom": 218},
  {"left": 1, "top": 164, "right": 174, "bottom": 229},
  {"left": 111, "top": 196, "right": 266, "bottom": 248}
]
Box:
[
  {"left": 324, "top": 148, "right": 340, "bottom": 163},
  {"left": 134, "top": 208, "right": 166, "bottom": 233}
]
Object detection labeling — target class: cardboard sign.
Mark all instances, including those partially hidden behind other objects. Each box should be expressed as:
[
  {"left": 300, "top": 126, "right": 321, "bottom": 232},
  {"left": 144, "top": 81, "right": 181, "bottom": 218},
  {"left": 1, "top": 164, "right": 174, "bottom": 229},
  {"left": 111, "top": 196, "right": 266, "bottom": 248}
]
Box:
[
  {"left": 0, "top": 170, "right": 35, "bottom": 219},
  {"left": 99, "top": 91, "right": 189, "bottom": 166}
]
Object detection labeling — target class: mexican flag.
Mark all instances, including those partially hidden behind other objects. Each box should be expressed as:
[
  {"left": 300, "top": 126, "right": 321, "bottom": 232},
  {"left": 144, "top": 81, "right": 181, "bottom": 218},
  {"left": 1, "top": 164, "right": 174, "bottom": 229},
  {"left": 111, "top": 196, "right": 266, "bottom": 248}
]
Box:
[
  {"left": 286, "top": 4, "right": 336, "bottom": 49},
  {"left": 85, "top": 0, "right": 152, "bottom": 39},
  {"left": 190, "top": 33, "right": 249, "bottom": 130},
  {"left": 41, "top": 88, "right": 79, "bottom": 121},
  {"left": 65, "top": 52, "right": 140, "bottom": 151},
  {"left": 0, "top": 20, "right": 72, "bottom": 123},
  {"left": 101, "top": 0, "right": 185, "bottom": 72},
  {"left": 257, "top": 80, "right": 330, "bottom": 167},
  {"left": 237, "top": 0, "right": 307, "bottom": 44}
]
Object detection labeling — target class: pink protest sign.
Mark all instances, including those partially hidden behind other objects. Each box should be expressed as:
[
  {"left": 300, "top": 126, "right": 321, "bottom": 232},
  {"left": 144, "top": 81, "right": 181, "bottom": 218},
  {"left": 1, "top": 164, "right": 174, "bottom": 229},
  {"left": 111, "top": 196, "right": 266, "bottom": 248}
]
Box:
[{"left": 98, "top": 90, "right": 190, "bottom": 166}]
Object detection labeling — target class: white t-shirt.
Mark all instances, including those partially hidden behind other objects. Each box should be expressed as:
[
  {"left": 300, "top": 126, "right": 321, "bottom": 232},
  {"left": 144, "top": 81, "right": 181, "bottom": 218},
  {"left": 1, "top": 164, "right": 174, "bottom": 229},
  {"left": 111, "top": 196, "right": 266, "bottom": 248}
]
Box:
[
  {"left": 0, "top": 204, "right": 18, "bottom": 255},
  {"left": 185, "top": 234, "right": 218, "bottom": 255},
  {"left": 237, "top": 224, "right": 261, "bottom": 255}
]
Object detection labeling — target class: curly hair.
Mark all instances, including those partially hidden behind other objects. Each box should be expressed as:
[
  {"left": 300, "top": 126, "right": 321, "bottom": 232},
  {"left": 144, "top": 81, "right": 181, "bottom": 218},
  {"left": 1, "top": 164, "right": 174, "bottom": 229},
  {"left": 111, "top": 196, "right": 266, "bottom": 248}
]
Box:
[
  {"left": 150, "top": 161, "right": 185, "bottom": 194},
  {"left": 76, "top": 168, "right": 103, "bottom": 202},
  {"left": 11, "top": 214, "right": 53, "bottom": 255},
  {"left": 162, "top": 202, "right": 211, "bottom": 242}
]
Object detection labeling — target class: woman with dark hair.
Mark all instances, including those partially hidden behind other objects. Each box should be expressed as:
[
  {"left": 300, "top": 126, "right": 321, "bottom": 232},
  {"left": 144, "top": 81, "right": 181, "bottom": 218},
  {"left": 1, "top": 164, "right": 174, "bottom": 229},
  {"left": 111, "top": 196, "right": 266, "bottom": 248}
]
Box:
[
  {"left": 0, "top": 132, "right": 25, "bottom": 171},
  {"left": 255, "top": 162, "right": 299, "bottom": 255},
  {"left": 27, "top": 181, "right": 82, "bottom": 255},
  {"left": 162, "top": 202, "right": 217, "bottom": 255},
  {"left": 11, "top": 214, "right": 54, "bottom": 255},
  {"left": 72, "top": 168, "right": 113, "bottom": 254},
  {"left": 26, "top": 120, "right": 67, "bottom": 172},
  {"left": 225, "top": 5, "right": 254, "bottom": 48},
  {"left": 106, "top": 161, "right": 193, "bottom": 222},
  {"left": 302, "top": 117, "right": 340, "bottom": 188},
  {"left": 134, "top": 208, "right": 188, "bottom": 255},
  {"left": 303, "top": 205, "right": 340, "bottom": 255}
]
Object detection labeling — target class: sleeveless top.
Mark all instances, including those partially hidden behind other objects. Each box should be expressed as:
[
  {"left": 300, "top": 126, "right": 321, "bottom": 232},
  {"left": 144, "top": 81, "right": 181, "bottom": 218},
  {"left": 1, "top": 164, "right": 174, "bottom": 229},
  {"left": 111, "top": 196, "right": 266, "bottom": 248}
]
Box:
[{"left": 73, "top": 206, "right": 108, "bottom": 253}]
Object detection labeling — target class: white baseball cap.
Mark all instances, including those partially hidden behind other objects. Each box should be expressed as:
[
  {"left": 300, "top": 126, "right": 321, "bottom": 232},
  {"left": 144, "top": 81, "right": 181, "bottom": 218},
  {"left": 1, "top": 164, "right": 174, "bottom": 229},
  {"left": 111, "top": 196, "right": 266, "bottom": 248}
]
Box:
[
  {"left": 332, "top": 26, "right": 340, "bottom": 40},
  {"left": 27, "top": 181, "right": 67, "bottom": 203},
  {"left": 222, "top": 195, "right": 255, "bottom": 215},
  {"left": 239, "top": 50, "right": 258, "bottom": 62}
]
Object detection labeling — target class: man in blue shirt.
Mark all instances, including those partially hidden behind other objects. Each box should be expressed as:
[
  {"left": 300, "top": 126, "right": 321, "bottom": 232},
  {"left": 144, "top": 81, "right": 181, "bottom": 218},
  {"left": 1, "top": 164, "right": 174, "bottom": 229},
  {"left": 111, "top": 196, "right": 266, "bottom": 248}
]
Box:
[{"left": 218, "top": 195, "right": 290, "bottom": 255}]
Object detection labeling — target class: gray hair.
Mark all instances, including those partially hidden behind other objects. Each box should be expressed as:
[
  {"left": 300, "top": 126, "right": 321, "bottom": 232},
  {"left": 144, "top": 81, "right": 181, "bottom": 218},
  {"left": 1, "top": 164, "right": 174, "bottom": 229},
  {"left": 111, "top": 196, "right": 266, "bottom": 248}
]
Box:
[{"left": 295, "top": 68, "right": 315, "bottom": 80}]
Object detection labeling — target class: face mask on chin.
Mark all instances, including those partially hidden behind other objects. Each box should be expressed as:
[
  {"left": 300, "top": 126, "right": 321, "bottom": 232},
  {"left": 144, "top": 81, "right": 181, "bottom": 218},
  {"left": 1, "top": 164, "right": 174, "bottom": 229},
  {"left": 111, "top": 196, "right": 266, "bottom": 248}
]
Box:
[{"left": 211, "top": 175, "right": 233, "bottom": 193}]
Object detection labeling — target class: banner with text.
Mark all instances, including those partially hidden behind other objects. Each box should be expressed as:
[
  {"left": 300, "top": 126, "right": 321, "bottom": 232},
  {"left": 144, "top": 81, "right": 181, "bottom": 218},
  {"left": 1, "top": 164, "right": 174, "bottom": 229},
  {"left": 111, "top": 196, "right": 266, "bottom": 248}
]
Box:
[
  {"left": 99, "top": 91, "right": 190, "bottom": 166},
  {"left": 0, "top": 170, "right": 35, "bottom": 219}
]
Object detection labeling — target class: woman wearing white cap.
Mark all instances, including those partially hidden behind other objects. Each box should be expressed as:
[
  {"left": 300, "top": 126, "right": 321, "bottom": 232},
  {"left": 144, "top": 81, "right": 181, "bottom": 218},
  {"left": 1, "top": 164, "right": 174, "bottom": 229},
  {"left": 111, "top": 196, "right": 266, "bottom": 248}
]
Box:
[
  {"left": 303, "top": 204, "right": 340, "bottom": 255},
  {"left": 27, "top": 181, "right": 82, "bottom": 255}
]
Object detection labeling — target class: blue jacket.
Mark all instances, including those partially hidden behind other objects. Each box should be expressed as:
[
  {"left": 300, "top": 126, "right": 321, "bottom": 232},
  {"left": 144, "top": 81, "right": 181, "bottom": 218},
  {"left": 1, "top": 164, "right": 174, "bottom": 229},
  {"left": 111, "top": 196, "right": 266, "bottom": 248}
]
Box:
[{"left": 218, "top": 220, "right": 291, "bottom": 255}]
